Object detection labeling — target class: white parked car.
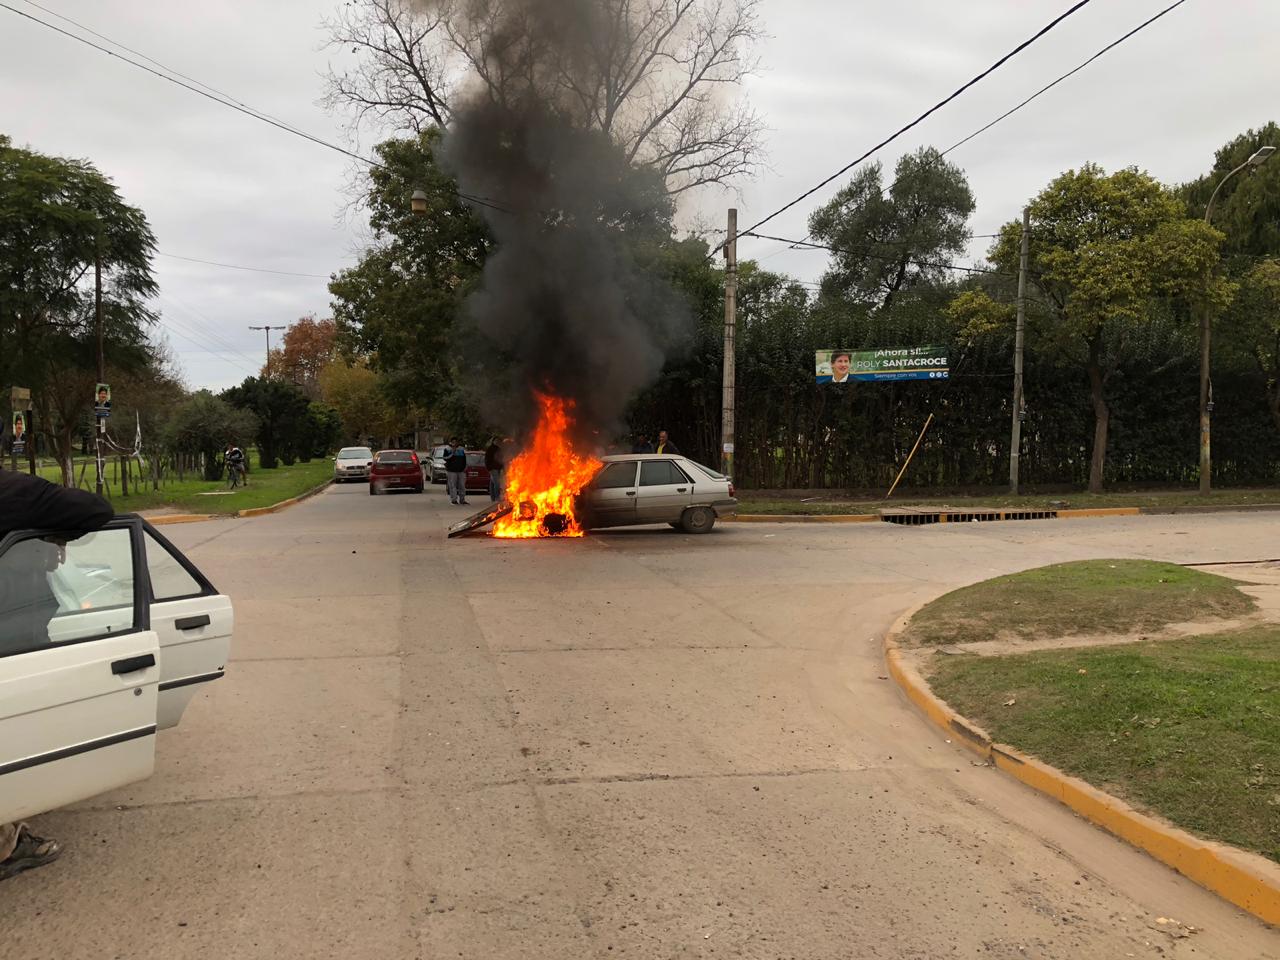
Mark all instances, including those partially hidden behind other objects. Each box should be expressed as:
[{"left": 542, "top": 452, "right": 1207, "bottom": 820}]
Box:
[
  {"left": 578, "top": 454, "right": 737, "bottom": 533},
  {"left": 0, "top": 516, "right": 232, "bottom": 826},
  {"left": 333, "top": 446, "right": 374, "bottom": 482}
]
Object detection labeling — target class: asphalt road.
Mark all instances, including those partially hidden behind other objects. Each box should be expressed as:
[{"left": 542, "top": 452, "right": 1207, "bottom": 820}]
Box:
[{"left": 4, "top": 481, "right": 1279, "bottom": 959}]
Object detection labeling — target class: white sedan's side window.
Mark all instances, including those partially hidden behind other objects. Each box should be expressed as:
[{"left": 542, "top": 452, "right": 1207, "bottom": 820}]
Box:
[
  {"left": 144, "top": 531, "right": 204, "bottom": 602},
  {"left": 0, "top": 528, "right": 137, "bottom": 656}
]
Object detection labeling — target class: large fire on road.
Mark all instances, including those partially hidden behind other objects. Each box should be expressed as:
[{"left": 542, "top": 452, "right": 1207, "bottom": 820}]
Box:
[{"left": 492, "top": 393, "right": 602, "bottom": 539}]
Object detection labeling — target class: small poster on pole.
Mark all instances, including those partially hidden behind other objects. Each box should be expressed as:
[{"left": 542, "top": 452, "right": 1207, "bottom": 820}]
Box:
[
  {"left": 11, "top": 411, "right": 26, "bottom": 455},
  {"left": 95, "top": 383, "right": 112, "bottom": 419}
]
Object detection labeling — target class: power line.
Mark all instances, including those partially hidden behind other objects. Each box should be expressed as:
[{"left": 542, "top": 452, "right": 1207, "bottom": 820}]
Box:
[
  {"left": 742, "top": 0, "right": 1190, "bottom": 264},
  {"left": 938, "top": 0, "right": 1190, "bottom": 159},
  {"left": 14, "top": 0, "right": 316, "bottom": 143},
  {"left": 157, "top": 252, "right": 332, "bottom": 279},
  {"left": 0, "top": 1, "right": 515, "bottom": 216},
  {"left": 743, "top": 230, "right": 1016, "bottom": 279},
  {"left": 724, "top": 0, "right": 1096, "bottom": 249}
]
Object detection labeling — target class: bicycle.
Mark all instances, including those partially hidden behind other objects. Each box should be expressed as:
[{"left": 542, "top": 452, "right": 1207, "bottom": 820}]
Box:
[{"left": 226, "top": 460, "right": 246, "bottom": 490}]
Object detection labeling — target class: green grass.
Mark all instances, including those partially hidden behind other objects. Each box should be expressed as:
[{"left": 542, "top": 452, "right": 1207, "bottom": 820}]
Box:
[
  {"left": 929, "top": 628, "right": 1280, "bottom": 863},
  {"left": 735, "top": 488, "right": 1280, "bottom": 515},
  {"left": 28, "top": 454, "right": 333, "bottom": 515},
  {"left": 903, "top": 560, "right": 1256, "bottom": 646}
]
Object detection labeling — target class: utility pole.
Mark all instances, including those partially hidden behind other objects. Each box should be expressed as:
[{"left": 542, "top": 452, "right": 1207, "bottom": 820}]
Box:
[
  {"left": 95, "top": 228, "right": 105, "bottom": 495},
  {"left": 250, "top": 325, "right": 288, "bottom": 378},
  {"left": 1009, "top": 207, "right": 1030, "bottom": 495},
  {"left": 720, "top": 208, "right": 738, "bottom": 478}
]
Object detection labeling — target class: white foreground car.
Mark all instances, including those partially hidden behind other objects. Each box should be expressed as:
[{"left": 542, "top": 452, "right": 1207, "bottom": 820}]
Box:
[{"left": 0, "top": 516, "right": 232, "bottom": 825}]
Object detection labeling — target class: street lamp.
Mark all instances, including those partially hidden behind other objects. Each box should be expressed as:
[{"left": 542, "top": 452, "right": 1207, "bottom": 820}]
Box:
[
  {"left": 1198, "top": 144, "right": 1275, "bottom": 495},
  {"left": 410, "top": 189, "right": 429, "bottom": 216}
]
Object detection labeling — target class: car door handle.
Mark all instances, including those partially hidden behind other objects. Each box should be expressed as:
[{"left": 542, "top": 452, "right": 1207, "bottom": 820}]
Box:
[
  {"left": 112, "top": 654, "right": 156, "bottom": 675},
  {"left": 175, "top": 614, "right": 211, "bottom": 631},
  {"left": 676, "top": 488, "right": 687, "bottom": 493},
  {"left": 625, "top": 490, "right": 636, "bottom": 496}
]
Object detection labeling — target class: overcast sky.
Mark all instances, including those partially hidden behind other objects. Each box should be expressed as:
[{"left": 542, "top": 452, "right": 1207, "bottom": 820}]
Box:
[{"left": 3, "top": 0, "right": 1278, "bottom": 391}]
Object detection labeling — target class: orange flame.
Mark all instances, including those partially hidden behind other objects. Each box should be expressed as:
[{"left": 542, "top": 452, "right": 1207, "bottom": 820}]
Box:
[{"left": 493, "top": 393, "right": 602, "bottom": 538}]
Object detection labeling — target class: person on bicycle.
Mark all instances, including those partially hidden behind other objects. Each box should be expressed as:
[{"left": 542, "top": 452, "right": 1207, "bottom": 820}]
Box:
[{"left": 225, "top": 443, "right": 247, "bottom": 486}]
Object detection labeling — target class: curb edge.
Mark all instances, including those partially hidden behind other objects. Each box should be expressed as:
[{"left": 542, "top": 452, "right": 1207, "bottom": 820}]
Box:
[
  {"left": 237, "top": 478, "right": 333, "bottom": 518},
  {"left": 883, "top": 607, "right": 1280, "bottom": 927}
]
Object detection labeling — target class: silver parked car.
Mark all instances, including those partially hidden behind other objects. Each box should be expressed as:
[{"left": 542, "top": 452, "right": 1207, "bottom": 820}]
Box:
[
  {"left": 333, "top": 446, "right": 374, "bottom": 482},
  {"left": 428, "top": 444, "right": 449, "bottom": 484},
  {"left": 578, "top": 454, "right": 737, "bottom": 533}
]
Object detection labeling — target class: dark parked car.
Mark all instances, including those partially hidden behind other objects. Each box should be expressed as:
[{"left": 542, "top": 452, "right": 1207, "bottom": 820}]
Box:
[
  {"left": 369, "top": 449, "right": 425, "bottom": 495},
  {"left": 464, "top": 451, "right": 490, "bottom": 493}
]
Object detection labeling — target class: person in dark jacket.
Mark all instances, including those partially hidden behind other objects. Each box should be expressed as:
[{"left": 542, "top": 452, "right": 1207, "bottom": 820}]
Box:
[
  {"left": 0, "top": 467, "right": 113, "bottom": 881},
  {"left": 484, "top": 437, "right": 506, "bottom": 503},
  {"left": 444, "top": 437, "right": 469, "bottom": 505},
  {"left": 631, "top": 433, "right": 654, "bottom": 454},
  {"left": 655, "top": 430, "right": 679, "bottom": 455}
]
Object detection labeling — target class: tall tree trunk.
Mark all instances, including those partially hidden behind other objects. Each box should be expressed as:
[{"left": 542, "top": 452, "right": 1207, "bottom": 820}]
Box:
[{"left": 1087, "top": 337, "right": 1109, "bottom": 494}]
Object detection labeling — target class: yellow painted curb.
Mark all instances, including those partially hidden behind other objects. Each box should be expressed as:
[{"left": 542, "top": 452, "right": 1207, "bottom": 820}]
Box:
[
  {"left": 146, "top": 513, "right": 214, "bottom": 526},
  {"left": 236, "top": 479, "right": 332, "bottom": 519},
  {"left": 1059, "top": 507, "right": 1141, "bottom": 519},
  {"left": 729, "top": 513, "right": 878, "bottom": 523},
  {"left": 883, "top": 606, "right": 1280, "bottom": 927}
]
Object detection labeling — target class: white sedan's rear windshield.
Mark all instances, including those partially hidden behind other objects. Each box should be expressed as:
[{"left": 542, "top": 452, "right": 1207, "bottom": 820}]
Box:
[
  {"left": 686, "top": 460, "right": 726, "bottom": 480},
  {"left": 338, "top": 448, "right": 373, "bottom": 459}
]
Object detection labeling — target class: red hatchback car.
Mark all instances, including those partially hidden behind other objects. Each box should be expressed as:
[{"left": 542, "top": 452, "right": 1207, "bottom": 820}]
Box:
[
  {"left": 369, "top": 449, "right": 425, "bottom": 495},
  {"left": 464, "top": 451, "right": 491, "bottom": 493}
]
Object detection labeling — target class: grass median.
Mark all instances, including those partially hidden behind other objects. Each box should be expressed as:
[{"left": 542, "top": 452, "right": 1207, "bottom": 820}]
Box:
[
  {"left": 902, "top": 560, "right": 1255, "bottom": 646},
  {"left": 929, "top": 629, "right": 1280, "bottom": 864},
  {"left": 736, "top": 488, "right": 1280, "bottom": 516},
  {"left": 29, "top": 454, "right": 334, "bottom": 515}
]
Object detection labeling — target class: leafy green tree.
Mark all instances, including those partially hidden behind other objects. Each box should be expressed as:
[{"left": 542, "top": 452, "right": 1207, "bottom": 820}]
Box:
[
  {"left": 1182, "top": 122, "right": 1280, "bottom": 258},
  {"left": 222, "top": 377, "right": 311, "bottom": 468},
  {"left": 317, "top": 360, "right": 413, "bottom": 444},
  {"left": 0, "top": 135, "right": 158, "bottom": 473},
  {"left": 1220, "top": 259, "right": 1280, "bottom": 434},
  {"left": 164, "top": 391, "right": 258, "bottom": 481},
  {"left": 329, "top": 130, "right": 489, "bottom": 412},
  {"left": 808, "top": 147, "right": 975, "bottom": 308},
  {"left": 988, "top": 165, "right": 1232, "bottom": 492},
  {"left": 304, "top": 402, "right": 344, "bottom": 458}
]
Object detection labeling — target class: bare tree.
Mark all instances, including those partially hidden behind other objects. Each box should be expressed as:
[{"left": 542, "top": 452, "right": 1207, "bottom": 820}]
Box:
[
  {"left": 321, "top": 0, "right": 457, "bottom": 137},
  {"left": 322, "top": 0, "right": 765, "bottom": 194}
]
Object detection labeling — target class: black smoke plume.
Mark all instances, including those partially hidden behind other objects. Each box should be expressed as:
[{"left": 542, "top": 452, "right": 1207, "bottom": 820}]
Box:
[{"left": 432, "top": 0, "right": 693, "bottom": 442}]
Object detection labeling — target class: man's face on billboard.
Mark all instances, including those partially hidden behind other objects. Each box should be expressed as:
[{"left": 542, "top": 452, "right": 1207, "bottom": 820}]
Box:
[{"left": 832, "top": 354, "right": 851, "bottom": 378}]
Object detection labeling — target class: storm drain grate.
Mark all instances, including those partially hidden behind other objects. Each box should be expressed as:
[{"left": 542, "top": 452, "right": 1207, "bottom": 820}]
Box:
[{"left": 879, "top": 508, "right": 1059, "bottom": 526}]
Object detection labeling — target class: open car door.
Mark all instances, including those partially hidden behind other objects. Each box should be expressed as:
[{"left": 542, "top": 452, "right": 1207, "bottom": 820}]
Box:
[
  {"left": 141, "top": 521, "right": 232, "bottom": 729},
  {"left": 0, "top": 518, "right": 159, "bottom": 825}
]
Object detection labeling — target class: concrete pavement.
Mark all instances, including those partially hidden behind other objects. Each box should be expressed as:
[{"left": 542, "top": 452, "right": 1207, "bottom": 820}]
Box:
[{"left": 3, "top": 481, "right": 1278, "bottom": 958}]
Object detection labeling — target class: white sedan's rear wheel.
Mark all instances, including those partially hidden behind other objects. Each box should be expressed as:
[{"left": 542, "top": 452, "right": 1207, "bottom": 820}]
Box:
[{"left": 680, "top": 506, "right": 715, "bottom": 534}]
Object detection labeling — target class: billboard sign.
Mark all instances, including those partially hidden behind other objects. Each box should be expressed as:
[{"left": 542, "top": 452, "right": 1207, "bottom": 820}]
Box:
[{"left": 816, "top": 346, "right": 949, "bottom": 383}]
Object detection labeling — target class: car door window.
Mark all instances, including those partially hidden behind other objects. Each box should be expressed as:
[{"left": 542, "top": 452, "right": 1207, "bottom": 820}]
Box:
[
  {"left": 594, "top": 462, "right": 638, "bottom": 488},
  {"left": 144, "top": 530, "right": 207, "bottom": 602},
  {"left": 639, "top": 460, "right": 689, "bottom": 486},
  {"left": 0, "top": 527, "right": 139, "bottom": 656}
]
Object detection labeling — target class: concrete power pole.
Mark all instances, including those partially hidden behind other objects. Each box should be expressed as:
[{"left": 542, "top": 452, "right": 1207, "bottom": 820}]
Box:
[
  {"left": 95, "top": 236, "right": 105, "bottom": 495},
  {"left": 250, "top": 325, "right": 288, "bottom": 378},
  {"left": 720, "top": 209, "right": 738, "bottom": 478},
  {"left": 1009, "top": 207, "right": 1030, "bottom": 495}
]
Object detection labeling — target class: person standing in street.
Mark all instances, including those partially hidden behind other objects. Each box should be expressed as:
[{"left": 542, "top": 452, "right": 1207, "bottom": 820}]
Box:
[
  {"left": 0, "top": 466, "right": 113, "bottom": 881},
  {"left": 655, "top": 430, "right": 679, "bottom": 455},
  {"left": 485, "top": 437, "right": 506, "bottom": 503},
  {"left": 444, "top": 437, "right": 469, "bottom": 505},
  {"left": 631, "top": 433, "right": 654, "bottom": 454}
]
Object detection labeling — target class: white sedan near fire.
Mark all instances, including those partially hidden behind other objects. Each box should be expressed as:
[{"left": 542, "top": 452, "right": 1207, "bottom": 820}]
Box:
[{"left": 578, "top": 454, "right": 737, "bottom": 533}]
